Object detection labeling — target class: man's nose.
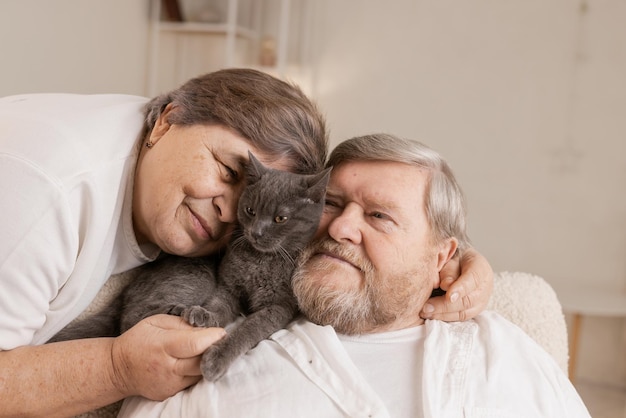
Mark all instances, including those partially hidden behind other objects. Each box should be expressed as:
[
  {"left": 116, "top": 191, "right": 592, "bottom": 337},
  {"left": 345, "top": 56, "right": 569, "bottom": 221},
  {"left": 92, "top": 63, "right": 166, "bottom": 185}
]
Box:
[{"left": 327, "top": 203, "right": 363, "bottom": 245}]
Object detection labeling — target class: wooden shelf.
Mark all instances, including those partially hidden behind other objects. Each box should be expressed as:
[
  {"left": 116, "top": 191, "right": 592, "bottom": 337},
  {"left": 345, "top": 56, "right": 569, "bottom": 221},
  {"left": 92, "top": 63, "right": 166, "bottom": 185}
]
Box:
[{"left": 551, "top": 282, "right": 626, "bottom": 381}]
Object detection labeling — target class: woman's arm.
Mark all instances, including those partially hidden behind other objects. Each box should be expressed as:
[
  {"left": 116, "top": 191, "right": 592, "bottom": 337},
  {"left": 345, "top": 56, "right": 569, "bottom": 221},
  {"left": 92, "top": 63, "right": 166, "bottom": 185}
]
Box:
[
  {"left": 0, "top": 315, "right": 225, "bottom": 418},
  {"left": 421, "top": 247, "right": 494, "bottom": 321}
]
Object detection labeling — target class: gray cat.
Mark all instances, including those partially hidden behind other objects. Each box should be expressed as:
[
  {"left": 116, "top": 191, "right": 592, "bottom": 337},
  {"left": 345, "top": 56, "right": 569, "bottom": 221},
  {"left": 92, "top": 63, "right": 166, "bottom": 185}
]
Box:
[{"left": 49, "top": 152, "right": 331, "bottom": 382}]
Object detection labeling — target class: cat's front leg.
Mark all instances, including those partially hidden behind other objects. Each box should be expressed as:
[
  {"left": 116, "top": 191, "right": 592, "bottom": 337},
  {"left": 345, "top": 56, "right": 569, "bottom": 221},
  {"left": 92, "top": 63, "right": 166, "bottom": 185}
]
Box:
[
  {"left": 200, "top": 340, "right": 236, "bottom": 382},
  {"left": 201, "top": 303, "right": 297, "bottom": 381}
]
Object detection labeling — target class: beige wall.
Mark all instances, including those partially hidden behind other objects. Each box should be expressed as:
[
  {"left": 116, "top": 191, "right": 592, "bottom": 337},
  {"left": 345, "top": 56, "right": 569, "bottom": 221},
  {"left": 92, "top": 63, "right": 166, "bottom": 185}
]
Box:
[
  {"left": 307, "top": 0, "right": 626, "bottom": 388},
  {"left": 1, "top": 0, "right": 624, "bottom": 389},
  {"left": 309, "top": 0, "right": 626, "bottom": 287},
  {"left": 0, "top": 0, "right": 149, "bottom": 96}
]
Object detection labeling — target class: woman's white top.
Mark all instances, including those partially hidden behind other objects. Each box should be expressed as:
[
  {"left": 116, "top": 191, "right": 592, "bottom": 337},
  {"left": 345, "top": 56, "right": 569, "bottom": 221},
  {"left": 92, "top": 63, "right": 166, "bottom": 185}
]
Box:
[{"left": 0, "top": 93, "right": 159, "bottom": 349}]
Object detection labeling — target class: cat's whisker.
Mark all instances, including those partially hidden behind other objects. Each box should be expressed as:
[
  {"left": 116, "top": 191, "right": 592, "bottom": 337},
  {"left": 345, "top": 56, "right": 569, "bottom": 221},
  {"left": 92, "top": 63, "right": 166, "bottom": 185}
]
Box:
[
  {"left": 224, "top": 228, "right": 237, "bottom": 241},
  {"left": 229, "top": 234, "right": 247, "bottom": 252},
  {"left": 277, "top": 245, "right": 296, "bottom": 267}
]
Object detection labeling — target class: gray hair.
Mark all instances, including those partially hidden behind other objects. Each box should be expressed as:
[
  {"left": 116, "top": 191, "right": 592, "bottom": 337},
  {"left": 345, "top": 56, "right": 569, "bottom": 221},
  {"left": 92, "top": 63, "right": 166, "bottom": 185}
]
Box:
[
  {"left": 327, "top": 133, "right": 470, "bottom": 250},
  {"left": 143, "top": 68, "right": 327, "bottom": 175}
]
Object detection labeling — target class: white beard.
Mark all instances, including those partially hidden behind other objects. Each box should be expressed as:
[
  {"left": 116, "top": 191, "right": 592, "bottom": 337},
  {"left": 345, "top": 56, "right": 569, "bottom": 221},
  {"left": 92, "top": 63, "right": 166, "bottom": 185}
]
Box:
[{"left": 292, "top": 239, "right": 432, "bottom": 335}]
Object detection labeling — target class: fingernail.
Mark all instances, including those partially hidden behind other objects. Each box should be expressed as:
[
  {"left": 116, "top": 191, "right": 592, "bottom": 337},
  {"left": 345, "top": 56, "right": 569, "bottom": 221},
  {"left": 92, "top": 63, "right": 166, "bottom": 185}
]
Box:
[
  {"left": 423, "top": 303, "right": 435, "bottom": 314},
  {"left": 450, "top": 292, "right": 459, "bottom": 303}
]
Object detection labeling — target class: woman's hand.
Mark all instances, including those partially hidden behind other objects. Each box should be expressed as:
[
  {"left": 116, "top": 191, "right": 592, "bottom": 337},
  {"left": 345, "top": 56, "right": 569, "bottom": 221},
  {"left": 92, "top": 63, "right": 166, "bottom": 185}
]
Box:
[
  {"left": 421, "top": 247, "right": 494, "bottom": 321},
  {"left": 110, "top": 314, "right": 226, "bottom": 400},
  {"left": 0, "top": 315, "right": 225, "bottom": 418}
]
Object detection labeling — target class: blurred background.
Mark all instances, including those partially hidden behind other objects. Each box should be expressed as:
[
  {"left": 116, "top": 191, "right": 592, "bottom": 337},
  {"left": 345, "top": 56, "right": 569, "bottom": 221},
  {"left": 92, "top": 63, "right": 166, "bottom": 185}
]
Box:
[{"left": 1, "top": 0, "right": 624, "bottom": 416}]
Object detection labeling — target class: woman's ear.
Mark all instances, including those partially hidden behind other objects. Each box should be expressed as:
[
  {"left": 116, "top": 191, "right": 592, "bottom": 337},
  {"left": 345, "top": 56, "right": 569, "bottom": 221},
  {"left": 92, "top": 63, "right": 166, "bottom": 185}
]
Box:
[
  {"left": 148, "top": 103, "right": 175, "bottom": 146},
  {"left": 436, "top": 238, "right": 459, "bottom": 271}
]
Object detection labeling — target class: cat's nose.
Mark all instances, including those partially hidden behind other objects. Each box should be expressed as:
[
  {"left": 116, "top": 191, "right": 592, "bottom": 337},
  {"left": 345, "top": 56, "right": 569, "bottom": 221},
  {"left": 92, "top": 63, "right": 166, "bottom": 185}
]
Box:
[{"left": 250, "top": 224, "right": 264, "bottom": 239}]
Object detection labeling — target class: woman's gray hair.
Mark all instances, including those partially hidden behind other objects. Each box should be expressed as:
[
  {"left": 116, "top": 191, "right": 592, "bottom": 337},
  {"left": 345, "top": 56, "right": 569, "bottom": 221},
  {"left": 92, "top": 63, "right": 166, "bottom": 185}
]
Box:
[
  {"left": 327, "top": 133, "right": 470, "bottom": 250},
  {"left": 143, "top": 68, "right": 327, "bottom": 175}
]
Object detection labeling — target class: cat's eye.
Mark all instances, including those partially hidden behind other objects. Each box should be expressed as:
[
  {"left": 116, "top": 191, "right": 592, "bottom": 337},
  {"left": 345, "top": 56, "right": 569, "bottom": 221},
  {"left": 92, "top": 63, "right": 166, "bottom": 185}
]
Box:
[
  {"left": 246, "top": 207, "right": 256, "bottom": 216},
  {"left": 274, "top": 215, "right": 288, "bottom": 223}
]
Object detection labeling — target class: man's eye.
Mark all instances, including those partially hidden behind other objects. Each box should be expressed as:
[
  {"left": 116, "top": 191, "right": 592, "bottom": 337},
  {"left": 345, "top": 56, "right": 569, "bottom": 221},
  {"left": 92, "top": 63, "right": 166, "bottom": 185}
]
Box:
[{"left": 370, "top": 212, "right": 389, "bottom": 220}]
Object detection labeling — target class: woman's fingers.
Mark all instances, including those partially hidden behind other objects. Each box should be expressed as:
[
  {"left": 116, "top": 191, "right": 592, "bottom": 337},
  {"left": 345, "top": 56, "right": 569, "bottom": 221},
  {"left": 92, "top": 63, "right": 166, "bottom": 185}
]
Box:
[{"left": 422, "top": 248, "right": 494, "bottom": 321}]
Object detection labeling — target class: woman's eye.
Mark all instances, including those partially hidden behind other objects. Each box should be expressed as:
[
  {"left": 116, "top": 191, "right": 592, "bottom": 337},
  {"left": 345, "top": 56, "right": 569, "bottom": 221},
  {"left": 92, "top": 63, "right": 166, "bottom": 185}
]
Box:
[
  {"left": 224, "top": 165, "right": 239, "bottom": 181},
  {"left": 218, "top": 160, "right": 239, "bottom": 182}
]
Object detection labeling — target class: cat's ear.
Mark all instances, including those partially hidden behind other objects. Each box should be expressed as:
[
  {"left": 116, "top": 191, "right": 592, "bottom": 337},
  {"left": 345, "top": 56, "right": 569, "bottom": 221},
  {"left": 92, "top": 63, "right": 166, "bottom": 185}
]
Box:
[
  {"left": 306, "top": 167, "right": 332, "bottom": 202},
  {"left": 246, "top": 151, "right": 267, "bottom": 184}
]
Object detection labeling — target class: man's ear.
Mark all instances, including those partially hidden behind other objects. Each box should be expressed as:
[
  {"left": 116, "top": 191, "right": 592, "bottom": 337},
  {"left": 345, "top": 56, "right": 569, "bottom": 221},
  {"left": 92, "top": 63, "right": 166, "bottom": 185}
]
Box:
[
  {"left": 436, "top": 238, "right": 459, "bottom": 271},
  {"left": 148, "top": 103, "right": 175, "bottom": 146}
]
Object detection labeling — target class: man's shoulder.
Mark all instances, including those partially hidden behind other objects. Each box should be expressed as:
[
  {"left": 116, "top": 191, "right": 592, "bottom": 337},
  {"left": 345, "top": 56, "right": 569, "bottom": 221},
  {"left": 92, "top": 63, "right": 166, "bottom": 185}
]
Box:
[
  {"left": 428, "top": 311, "right": 542, "bottom": 342},
  {"left": 427, "top": 311, "right": 564, "bottom": 376}
]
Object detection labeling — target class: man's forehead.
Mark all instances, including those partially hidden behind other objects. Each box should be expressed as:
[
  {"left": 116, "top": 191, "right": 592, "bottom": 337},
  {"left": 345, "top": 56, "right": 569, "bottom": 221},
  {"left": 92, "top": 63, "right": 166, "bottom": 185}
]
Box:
[
  {"left": 329, "top": 159, "right": 428, "bottom": 184},
  {"left": 327, "top": 160, "right": 428, "bottom": 207}
]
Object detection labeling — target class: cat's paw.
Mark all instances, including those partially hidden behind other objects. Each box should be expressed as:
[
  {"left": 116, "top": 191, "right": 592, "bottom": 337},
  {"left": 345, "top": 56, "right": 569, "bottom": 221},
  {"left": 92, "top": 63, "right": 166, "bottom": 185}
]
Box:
[
  {"left": 201, "top": 344, "right": 232, "bottom": 382},
  {"left": 181, "top": 305, "right": 220, "bottom": 327},
  {"left": 165, "top": 304, "right": 187, "bottom": 317}
]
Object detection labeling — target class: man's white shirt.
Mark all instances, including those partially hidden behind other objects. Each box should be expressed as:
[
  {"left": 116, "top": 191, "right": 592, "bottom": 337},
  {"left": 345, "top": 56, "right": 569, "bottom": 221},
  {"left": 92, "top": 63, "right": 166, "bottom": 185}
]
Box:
[{"left": 120, "top": 311, "right": 590, "bottom": 418}]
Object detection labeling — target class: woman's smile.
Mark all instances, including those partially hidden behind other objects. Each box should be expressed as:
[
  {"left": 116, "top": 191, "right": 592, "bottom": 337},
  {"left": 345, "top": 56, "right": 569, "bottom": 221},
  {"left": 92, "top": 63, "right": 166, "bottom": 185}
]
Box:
[{"left": 187, "top": 205, "right": 213, "bottom": 241}]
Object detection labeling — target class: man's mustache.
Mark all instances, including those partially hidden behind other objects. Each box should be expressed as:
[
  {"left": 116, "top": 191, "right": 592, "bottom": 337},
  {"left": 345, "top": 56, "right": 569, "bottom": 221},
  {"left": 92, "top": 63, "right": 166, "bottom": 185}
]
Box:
[{"left": 303, "top": 239, "right": 374, "bottom": 274}]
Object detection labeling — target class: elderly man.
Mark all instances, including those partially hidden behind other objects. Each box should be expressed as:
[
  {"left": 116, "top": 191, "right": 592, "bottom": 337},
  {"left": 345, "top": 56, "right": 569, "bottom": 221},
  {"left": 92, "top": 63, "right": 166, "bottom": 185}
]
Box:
[{"left": 120, "top": 134, "right": 590, "bottom": 418}]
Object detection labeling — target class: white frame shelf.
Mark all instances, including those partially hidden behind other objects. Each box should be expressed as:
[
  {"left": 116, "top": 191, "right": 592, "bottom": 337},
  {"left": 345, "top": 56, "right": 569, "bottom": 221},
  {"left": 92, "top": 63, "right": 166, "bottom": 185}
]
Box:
[
  {"left": 157, "top": 22, "right": 258, "bottom": 39},
  {"left": 147, "top": 0, "right": 299, "bottom": 97}
]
